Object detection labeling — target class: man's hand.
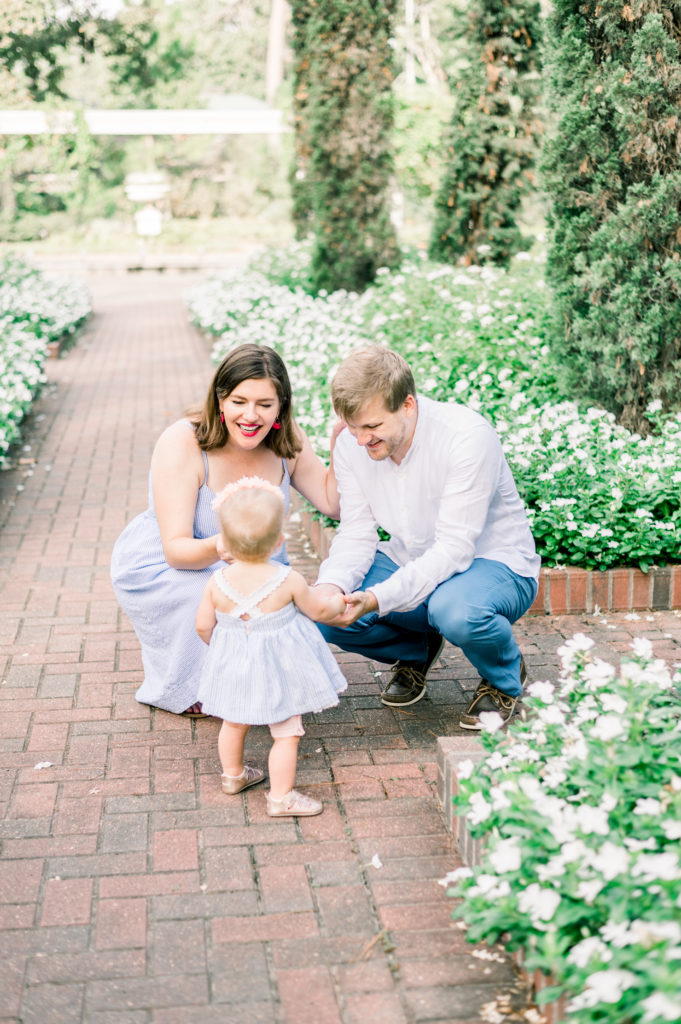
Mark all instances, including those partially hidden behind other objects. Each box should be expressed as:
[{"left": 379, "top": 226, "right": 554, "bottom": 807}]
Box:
[{"left": 324, "top": 588, "right": 378, "bottom": 628}]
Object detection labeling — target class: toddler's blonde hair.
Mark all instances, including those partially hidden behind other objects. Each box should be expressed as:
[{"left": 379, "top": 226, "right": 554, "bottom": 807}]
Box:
[{"left": 213, "top": 477, "right": 285, "bottom": 561}]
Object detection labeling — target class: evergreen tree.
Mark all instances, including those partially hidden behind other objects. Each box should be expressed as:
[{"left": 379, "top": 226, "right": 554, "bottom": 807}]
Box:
[
  {"left": 290, "top": 0, "right": 399, "bottom": 294},
  {"left": 543, "top": 1, "right": 681, "bottom": 433},
  {"left": 429, "top": 0, "right": 542, "bottom": 267},
  {"left": 289, "top": 4, "right": 314, "bottom": 238}
]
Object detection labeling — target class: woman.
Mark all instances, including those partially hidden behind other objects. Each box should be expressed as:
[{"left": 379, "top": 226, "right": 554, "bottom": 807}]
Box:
[{"left": 111, "top": 343, "right": 340, "bottom": 716}]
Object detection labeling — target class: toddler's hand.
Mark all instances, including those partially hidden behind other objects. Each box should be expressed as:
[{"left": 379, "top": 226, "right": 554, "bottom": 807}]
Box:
[{"left": 215, "top": 534, "right": 233, "bottom": 563}]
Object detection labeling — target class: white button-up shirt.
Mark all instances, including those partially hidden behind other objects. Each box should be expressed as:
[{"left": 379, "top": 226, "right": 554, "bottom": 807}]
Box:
[{"left": 317, "top": 396, "right": 540, "bottom": 614}]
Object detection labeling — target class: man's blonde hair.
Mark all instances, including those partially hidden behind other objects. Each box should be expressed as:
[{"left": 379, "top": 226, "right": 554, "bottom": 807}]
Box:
[
  {"left": 331, "top": 346, "right": 416, "bottom": 421},
  {"left": 216, "top": 485, "right": 284, "bottom": 561}
]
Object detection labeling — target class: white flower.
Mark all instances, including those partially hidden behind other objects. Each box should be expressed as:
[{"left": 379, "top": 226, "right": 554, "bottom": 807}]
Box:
[
  {"left": 632, "top": 852, "right": 681, "bottom": 882},
  {"left": 567, "top": 969, "right": 636, "bottom": 1010},
  {"left": 577, "top": 804, "right": 610, "bottom": 836},
  {"left": 568, "top": 936, "right": 612, "bottom": 968},
  {"left": 438, "top": 866, "right": 474, "bottom": 887},
  {"left": 527, "top": 680, "right": 555, "bottom": 704},
  {"left": 561, "top": 839, "right": 590, "bottom": 863},
  {"left": 489, "top": 783, "right": 513, "bottom": 811},
  {"left": 600, "top": 692, "right": 627, "bottom": 714},
  {"left": 486, "top": 750, "right": 508, "bottom": 771},
  {"left": 537, "top": 855, "right": 566, "bottom": 882},
  {"left": 558, "top": 633, "right": 595, "bottom": 657},
  {"left": 543, "top": 761, "right": 567, "bottom": 788},
  {"left": 468, "top": 791, "right": 492, "bottom": 825},
  {"left": 479, "top": 711, "right": 504, "bottom": 733},
  {"left": 642, "top": 993, "right": 681, "bottom": 1022},
  {"left": 468, "top": 874, "right": 511, "bottom": 900},
  {"left": 663, "top": 820, "right": 681, "bottom": 840},
  {"left": 537, "top": 704, "right": 566, "bottom": 727},
  {"left": 625, "top": 837, "right": 657, "bottom": 853},
  {"left": 590, "top": 714, "right": 625, "bottom": 742},
  {"left": 488, "top": 837, "right": 522, "bottom": 874},
  {"left": 634, "top": 798, "right": 663, "bottom": 816},
  {"left": 457, "top": 758, "right": 475, "bottom": 780},
  {"left": 631, "top": 919, "right": 681, "bottom": 948},
  {"left": 601, "top": 920, "right": 636, "bottom": 947},
  {"left": 592, "top": 842, "right": 629, "bottom": 881},
  {"left": 518, "top": 884, "right": 561, "bottom": 924},
  {"left": 632, "top": 636, "right": 653, "bottom": 659},
  {"left": 576, "top": 878, "right": 604, "bottom": 903},
  {"left": 517, "top": 775, "right": 543, "bottom": 801}
]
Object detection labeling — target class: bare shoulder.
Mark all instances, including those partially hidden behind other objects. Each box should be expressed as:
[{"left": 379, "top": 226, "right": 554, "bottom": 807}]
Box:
[
  {"left": 157, "top": 418, "right": 199, "bottom": 451},
  {"left": 286, "top": 568, "right": 308, "bottom": 588},
  {"left": 153, "top": 419, "right": 203, "bottom": 467}
]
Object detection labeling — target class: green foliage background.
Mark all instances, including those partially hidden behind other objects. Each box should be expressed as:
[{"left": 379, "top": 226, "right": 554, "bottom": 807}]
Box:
[
  {"left": 543, "top": 0, "right": 681, "bottom": 435},
  {"left": 290, "top": 0, "right": 399, "bottom": 293},
  {"left": 429, "top": 0, "right": 543, "bottom": 267}
]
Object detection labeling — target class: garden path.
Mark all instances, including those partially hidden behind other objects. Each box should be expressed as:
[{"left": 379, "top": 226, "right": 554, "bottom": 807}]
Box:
[{"left": 1, "top": 271, "right": 680, "bottom": 1024}]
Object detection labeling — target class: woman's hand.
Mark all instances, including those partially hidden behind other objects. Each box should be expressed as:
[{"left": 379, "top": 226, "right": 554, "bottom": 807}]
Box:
[{"left": 330, "top": 419, "right": 346, "bottom": 451}]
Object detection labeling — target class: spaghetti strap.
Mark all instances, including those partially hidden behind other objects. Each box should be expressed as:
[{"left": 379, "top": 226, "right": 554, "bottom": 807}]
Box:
[{"left": 201, "top": 450, "right": 209, "bottom": 487}]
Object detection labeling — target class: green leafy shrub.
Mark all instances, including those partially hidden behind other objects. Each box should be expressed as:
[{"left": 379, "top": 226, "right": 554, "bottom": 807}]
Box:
[
  {"left": 444, "top": 633, "right": 681, "bottom": 1024},
  {"left": 187, "top": 248, "right": 681, "bottom": 570}
]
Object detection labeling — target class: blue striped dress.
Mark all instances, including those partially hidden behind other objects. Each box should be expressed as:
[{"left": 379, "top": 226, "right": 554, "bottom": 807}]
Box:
[
  {"left": 197, "top": 563, "right": 347, "bottom": 723},
  {"left": 110, "top": 447, "right": 291, "bottom": 713}
]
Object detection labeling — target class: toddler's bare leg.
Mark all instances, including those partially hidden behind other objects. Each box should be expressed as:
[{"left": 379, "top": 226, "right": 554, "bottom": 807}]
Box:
[
  {"left": 218, "top": 720, "right": 250, "bottom": 776},
  {"left": 268, "top": 736, "right": 300, "bottom": 800}
]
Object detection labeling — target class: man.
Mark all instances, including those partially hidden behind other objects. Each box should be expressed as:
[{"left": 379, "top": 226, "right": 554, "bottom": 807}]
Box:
[{"left": 315, "top": 346, "right": 540, "bottom": 730}]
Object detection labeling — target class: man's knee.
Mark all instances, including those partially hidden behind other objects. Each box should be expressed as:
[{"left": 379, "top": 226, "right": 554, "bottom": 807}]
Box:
[{"left": 428, "top": 592, "right": 492, "bottom": 647}]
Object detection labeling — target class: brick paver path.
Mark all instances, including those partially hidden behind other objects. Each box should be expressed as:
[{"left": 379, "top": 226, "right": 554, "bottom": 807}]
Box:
[{"left": 1, "top": 272, "right": 680, "bottom": 1024}]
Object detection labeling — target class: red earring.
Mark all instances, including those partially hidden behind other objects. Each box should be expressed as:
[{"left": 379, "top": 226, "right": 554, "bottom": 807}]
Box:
[
  {"left": 272, "top": 420, "right": 282, "bottom": 430},
  {"left": 220, "top": 412, "right": 225, "bottom": 424}
]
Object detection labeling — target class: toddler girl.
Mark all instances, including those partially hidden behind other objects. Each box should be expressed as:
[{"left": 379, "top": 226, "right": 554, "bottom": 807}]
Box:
[{"left": 195, "top": 476, "right": 347, "bottom": 817}]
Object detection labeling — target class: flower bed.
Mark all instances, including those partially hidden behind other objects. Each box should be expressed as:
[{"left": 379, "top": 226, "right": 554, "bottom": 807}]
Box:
[
  {"left": 0, "top": 256, "right": 91, "bottom": 467},
  {"left": 441, "top": 636, "right": 681, "bottom": 1024},
  {"left": 186, "top": 245, "right": 681, "bottom": 572}
]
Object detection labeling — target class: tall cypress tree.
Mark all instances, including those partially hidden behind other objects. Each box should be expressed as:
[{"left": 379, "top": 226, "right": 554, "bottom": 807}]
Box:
[
  {"left": 543, "top": 1, "right": 681, "bottom": 433},
  {"left": 289, "top": 5, "right": 315, "bottom": 240},
  {"left": 290, "top": 0, "right": 399, "bottom": 294},
  {"left": 429, "top": 0, "right": 542, "bottom": 267}
]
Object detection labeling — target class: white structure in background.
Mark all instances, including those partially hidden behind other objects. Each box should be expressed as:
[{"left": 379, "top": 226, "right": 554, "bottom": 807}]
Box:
[
  {"left": 0, "top": 106, "right": 285, "bottom": 136},
  {"left": 124, "top": 172, "right": 169, "bottom": 238},
  {"left": 0, "top": 99, "right": 287, "bottom": 238}
]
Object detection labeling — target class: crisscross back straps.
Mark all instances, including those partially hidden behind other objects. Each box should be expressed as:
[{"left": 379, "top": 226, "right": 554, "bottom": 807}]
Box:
[{"left": 213, "top": 563, "right": 291, "bottom": 618}]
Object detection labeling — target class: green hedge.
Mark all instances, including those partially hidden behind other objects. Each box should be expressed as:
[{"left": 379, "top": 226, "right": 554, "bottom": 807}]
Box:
[{"left": 0, "top": 256, "right": 91, "bottom": 466}]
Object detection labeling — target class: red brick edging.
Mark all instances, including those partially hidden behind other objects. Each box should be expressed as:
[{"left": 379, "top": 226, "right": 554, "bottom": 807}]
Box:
[
  {"left": 531, "top": 564, "right": 681, "bottom": 615},
  {"left": 295, "top": 502, "right": 681, "bottom": 615}
]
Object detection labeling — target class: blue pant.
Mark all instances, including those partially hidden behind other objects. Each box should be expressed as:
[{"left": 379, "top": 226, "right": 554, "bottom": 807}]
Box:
[{"left": 318, "top": 552, "right": 537, "bottom": 696}]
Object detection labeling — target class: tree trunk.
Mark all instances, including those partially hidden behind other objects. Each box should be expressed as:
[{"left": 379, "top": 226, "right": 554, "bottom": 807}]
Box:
[
  {"left": 404, "top": 0, "right": 415, "bottom": 92},
  {"left": 266, "top": 0, "right": 289, "bottom": 107}
]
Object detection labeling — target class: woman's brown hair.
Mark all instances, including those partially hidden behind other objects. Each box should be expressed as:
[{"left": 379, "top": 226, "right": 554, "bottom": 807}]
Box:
[{"left": 191, "top": 344, "right": 303, "bottom": 459}]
